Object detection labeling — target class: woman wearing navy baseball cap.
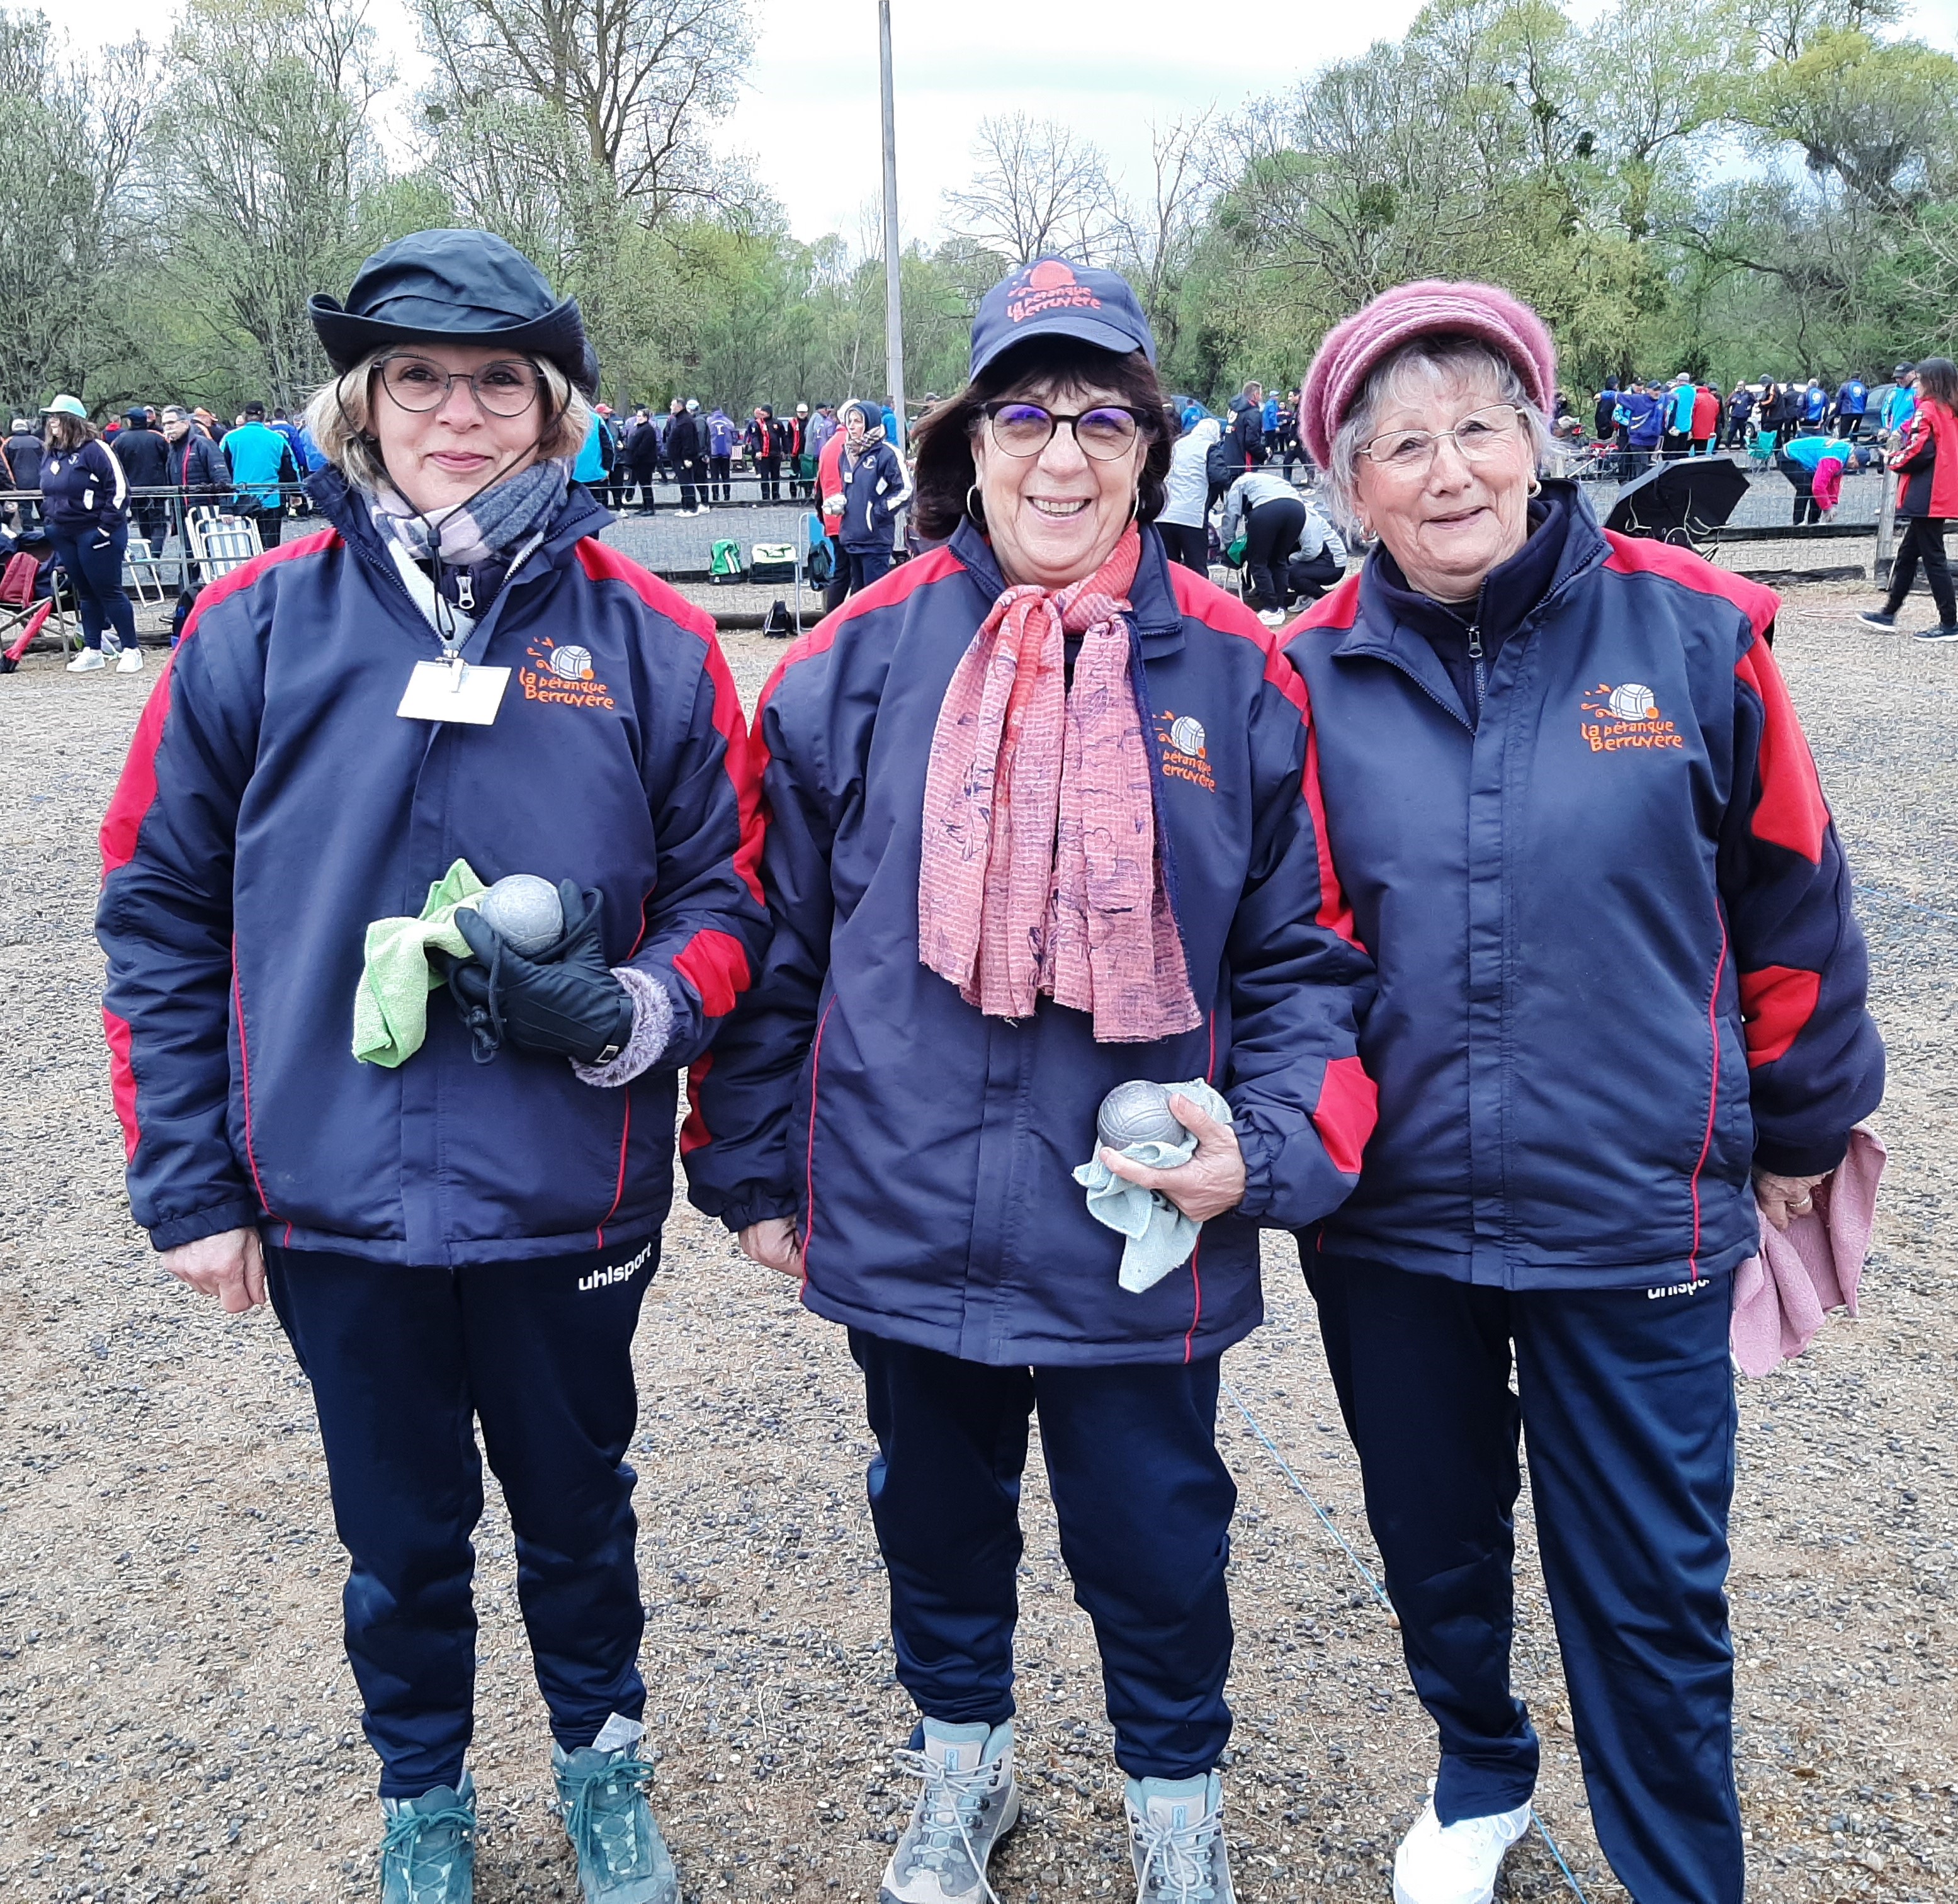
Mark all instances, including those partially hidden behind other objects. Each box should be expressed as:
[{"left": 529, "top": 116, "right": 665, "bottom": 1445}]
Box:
[{"left": 686, "top": 258, "right": 1376, "bottom": 1902}]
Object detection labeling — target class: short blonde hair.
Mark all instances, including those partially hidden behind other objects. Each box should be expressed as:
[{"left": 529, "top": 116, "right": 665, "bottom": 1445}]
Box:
[{"left": 302, "top": 346, "right": 594, "bottom": 492}]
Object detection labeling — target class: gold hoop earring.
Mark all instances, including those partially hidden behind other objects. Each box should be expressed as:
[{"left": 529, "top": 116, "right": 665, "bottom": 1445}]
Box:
[
  {"left": 1130, "top": 489, "right": 1142, "bottom": 523},
  {"left": 966, "top": 483, "right": 986, "bottom": 527}
]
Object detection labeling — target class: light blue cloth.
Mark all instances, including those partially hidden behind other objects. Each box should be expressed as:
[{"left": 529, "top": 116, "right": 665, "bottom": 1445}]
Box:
[{"left": 1073, "top": 1080, "right": 1234, "bottom": 1295}]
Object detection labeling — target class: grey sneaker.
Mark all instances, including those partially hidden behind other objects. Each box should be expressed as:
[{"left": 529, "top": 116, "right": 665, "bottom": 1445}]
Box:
[
  {"left": 380, "top": 1769, "right": 476, "bottom": 1904},
  {"left": 552, "top": 1742, "right": 677, "bottom": 1904},
  {"left": 1126, "top": 1772, "right": 1236, "bottom": 1903},
  {"left": 1914, "top": 623, "right": 1958, "bottom": 642},
  {"left": 1858, "top": 608, "right": 1897, "bottom": 628},
  {"left": 880, "top": 1718, "right": 1021, "bottom": 1904}
]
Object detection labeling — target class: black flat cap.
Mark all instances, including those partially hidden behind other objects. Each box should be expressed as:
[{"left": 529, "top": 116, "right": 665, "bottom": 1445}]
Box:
[{"left": 309, "top": 229, "right": 599, "bottom": 397}]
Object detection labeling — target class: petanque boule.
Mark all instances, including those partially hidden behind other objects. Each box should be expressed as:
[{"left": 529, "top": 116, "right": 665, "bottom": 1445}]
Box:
[
  {"left": 472, "top": 873, "right": 565, "bottom": 956},
  {"left": 1095, "top": 1079, "right": 1192, "bottom": 1153}
]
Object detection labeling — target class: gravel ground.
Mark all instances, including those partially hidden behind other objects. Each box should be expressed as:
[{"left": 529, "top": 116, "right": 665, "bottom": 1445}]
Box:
[{"left": 3, "top": 578, "right": 1955, "bottom": 1904}]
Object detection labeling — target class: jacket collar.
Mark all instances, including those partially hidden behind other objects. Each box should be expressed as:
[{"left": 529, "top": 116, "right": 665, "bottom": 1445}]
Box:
[
  {"left": 944, "top": 518, "right": 1186, "bottom": 647},
  {"left": 1333, "top": 479, "right": 1607, "bottom": 679},
  {"left": 308, "top": 465, "right": 613, "bottom": 579}
]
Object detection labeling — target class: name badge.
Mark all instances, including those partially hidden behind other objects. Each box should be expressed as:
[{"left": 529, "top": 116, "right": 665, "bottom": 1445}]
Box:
[{"left": 397, "top": 658, "right": 512, "bottom": 725}]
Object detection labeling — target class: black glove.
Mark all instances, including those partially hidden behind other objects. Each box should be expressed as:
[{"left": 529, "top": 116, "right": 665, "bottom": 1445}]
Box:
[{"left": 445, "top": 880, "right": 634, "bottom": 1066}]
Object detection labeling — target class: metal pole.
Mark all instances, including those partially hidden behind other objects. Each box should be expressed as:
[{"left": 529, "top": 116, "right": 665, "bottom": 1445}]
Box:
[
  {"left": 1874, "top": 464, "right": 1897, "bottom": 588},
  {"left": 878, "top": 0, "right": 907, "bottom": 452}
]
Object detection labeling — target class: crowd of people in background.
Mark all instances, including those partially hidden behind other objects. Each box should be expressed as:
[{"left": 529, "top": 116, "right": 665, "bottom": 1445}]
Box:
[{"left": 1, "top": 353, "right": 1945, "bottom": 649}]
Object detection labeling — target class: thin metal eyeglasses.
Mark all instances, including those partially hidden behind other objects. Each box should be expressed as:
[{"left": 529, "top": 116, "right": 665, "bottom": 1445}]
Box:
[
  {"left": 375, "top": 354, "right": 543, "bottom": 419},
  {"left": 983, "top": 401, "right": 1148, "bottom": 461},
  {"left": 1361, "top": 404, "right": 1528, "bottom": 472}
]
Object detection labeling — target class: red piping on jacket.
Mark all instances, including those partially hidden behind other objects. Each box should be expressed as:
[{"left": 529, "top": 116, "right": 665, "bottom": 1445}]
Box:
[
  {"left": 1686, "top": 923, "right": 1729, "bottom": 1286},
  {"left": 1183, "top": 1235, "right": 1203, "bottom": 1364},
  {"left": 230, "top": 950, "right": 285, "bottom": 1243},
  {"left": 801, "top": 998, "right": 836, "bottom": 1284},
  {"left": 594, "top": 889, "right": 655, "bottom": 1247}
]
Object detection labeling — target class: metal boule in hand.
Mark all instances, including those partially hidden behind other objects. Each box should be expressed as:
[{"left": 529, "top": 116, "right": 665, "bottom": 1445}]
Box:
[
  {"left": 1096, "top": 1080, "right": 1191, "bottom": 1153},
  {"left": 473, "top": 874, "right": 563, "bottom": 956}
]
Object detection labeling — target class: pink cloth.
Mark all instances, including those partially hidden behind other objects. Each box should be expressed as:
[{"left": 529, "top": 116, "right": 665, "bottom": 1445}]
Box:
[
  {"left": 917, "top": 525, "right": 1201, "bottom": 1044},
  {"left": 1298, "top": 280, "right": 1559, "bottom": 470},
  {"left": 1812, "top": 456, "right": 1845, "bottom": 513},
  {"left": 1729, "top": 1126, "right": 1886, "bottom": 1377}
]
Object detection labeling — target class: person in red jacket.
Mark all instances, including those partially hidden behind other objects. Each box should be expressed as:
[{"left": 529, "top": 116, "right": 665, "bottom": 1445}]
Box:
[
  {"left": 1690, "top": 382, "right": 1721, "bottom": 455},
  {"left": 1860, "top": 355, "right": 1958, "bottom": 640}
]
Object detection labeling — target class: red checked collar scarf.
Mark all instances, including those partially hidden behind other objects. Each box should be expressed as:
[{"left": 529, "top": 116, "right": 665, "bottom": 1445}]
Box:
[{"left": 917, "top": 524, "right": 1200, "bottom": 1043}]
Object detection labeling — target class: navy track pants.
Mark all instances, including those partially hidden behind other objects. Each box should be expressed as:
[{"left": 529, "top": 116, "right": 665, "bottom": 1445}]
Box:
[
  {"left": 849, "top": 1329, "right": 1236, "bottom": 1781},
  {"left": 1305, "top": 1252, "right": 1742, "bottom": 1904},
  {"left": 266, "top": 1239, "right": 659, "bottom": 1797}
]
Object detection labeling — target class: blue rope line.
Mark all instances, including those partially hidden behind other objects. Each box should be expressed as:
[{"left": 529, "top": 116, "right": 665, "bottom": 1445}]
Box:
[{"left": 1221, "top": 1376, "right": 1592, "bottom": 1904}]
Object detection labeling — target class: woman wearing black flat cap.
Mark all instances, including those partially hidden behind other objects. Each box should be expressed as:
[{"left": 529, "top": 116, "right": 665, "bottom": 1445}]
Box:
[{"left": 96, "top": 227, "right": 769, "bottom": 1904}]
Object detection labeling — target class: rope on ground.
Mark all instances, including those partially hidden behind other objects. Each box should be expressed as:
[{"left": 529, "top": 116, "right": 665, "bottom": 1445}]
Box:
[{"left": 1220, "top": 1374, "right": 1593, "bottom": 1904}]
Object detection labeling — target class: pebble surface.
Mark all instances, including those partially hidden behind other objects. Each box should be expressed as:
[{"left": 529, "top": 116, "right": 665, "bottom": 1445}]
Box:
[{"left": 1, "top": 581, "right": 1954, "bottom": 1901}]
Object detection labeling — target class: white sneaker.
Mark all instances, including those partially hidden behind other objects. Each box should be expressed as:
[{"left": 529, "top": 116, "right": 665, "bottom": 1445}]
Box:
[
  {"left": 65, "top": 649, "right": 106, "bottom": 672},
  {"left": 1257, "top": 608, "right": 1287, "bottom": 627},
  {"left": 1392, "top": 1793, "right": 1532, "bottom": 1904},
  {"left": 116, "top": 644, "right": 145, "bottom": 673}
]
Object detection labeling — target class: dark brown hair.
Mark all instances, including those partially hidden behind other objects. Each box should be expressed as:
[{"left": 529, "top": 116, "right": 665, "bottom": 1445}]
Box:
[
  {"left": 910, "top": 337, "right": 1172, "bottom": 543},
  {"left": 43, "top": 412, "right": 100, "bottom": 453},
  {"left": 1915, "top": 357, "right": 1958, "bottom": 410}
]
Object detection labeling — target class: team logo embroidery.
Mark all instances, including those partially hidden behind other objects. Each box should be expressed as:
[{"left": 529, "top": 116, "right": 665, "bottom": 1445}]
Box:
[
  {"left": 1579, "top": 681, "right": 1683, "bottom": 754},
  {"left": 1006, "top": 259, "right": 1103, "bottom": 325},
  {"left": 521, "top": 635, "right": 616, "bottom": 710},
  {"left": 1154, "top": 710, "right": 1216, "bottom": 792},
  {"left": 579, "top": 1239, "right": 654, "bottom": 1291}
]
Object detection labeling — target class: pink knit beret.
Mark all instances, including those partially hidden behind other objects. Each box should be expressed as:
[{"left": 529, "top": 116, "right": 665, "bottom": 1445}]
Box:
[{"left": 1298, "top": 280, "right": 1558, "bottom": 470}]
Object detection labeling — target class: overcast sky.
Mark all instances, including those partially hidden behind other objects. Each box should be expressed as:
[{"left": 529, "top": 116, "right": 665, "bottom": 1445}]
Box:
[{"left": 66, "top": 0, "right": 1958, "bottom": 246}]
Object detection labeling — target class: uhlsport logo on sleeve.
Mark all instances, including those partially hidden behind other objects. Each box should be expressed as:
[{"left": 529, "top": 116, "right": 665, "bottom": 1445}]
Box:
[{"left": 1579, "top": 681, "right": 1684, "bottom": 754}]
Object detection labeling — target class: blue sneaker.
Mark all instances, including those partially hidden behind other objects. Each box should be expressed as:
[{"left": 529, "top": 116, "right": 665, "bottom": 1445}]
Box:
[
  {"left": 880, "top": 1718, "right": 1020, "bottom": 1904},
  {"left": 380, "top": 1770, "right": 476, "bottom": 1904},
  {"left": 552, "top": 1742, "right": 679, "bottom": 1904},
  {"left": 1126, "top": 1771, "right": 1237, "bottom": 1902}
]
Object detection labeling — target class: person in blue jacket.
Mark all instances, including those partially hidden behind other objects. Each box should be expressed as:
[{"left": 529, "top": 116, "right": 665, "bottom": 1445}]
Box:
[
  {"left": 94, "top": 228, "right": 770, "bottom": 1904},
  {"left": 222, "top": 401, "right": 300, "bottom": 547},
  {"left": 830, "top": 397, "right": 910, "bottom": 596},
  {"left": 1612, "top": 380, "right": 1661, "bottom": 472},
  {"left": 1290, "top": 280, "right": 1883, "bottom": 1904},
  {"left": 1831, "top": 373, "right": 1869, "bottom": 436},
  {"left": 38, "top": 394, "right": 144, "bottom": 675},
  {"left": 685, "top": 257, "right": 1376, "bottom": 1904}
]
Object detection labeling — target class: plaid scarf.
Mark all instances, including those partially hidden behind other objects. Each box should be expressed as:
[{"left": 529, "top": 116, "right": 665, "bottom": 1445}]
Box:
[
  {"left": 917, "top": 524, "right": 1200, "bottom": 1043},
  {"left": 368, "top": 455, "right": 573, "bottom": 568}
]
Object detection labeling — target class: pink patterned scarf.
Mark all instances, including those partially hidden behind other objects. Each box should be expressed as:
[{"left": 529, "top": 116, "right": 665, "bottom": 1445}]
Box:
[{"left": 917, "top": 525, "right": 1201, "bottom": 1043}]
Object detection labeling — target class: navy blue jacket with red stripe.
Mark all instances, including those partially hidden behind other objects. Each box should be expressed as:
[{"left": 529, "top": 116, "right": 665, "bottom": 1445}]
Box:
[
  {"left": 1284, "top": 484, "right": 1883, "bottom": 1290},
  {"left": 683, "top": 520, "right": 1378, "bottom": 1366},
  {"left": 96, "top": 472, "right": 767, "bottom": 1263}
]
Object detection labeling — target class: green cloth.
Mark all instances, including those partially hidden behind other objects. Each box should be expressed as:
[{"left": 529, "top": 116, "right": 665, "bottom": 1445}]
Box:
[{"left": 352, "top": 859, "right": 488, "bottom": 1068}]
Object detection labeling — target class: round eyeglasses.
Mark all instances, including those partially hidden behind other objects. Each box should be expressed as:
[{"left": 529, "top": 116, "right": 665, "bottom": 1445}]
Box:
[
  {"left": 375, "top": 354, "right": 543, "bottom": 419},
  {"left": 1361, "top": 404, "right": 1528, "bottom": 472},
  {"left": 983, "top": 402, "right": 1147, "bottom": 461}
]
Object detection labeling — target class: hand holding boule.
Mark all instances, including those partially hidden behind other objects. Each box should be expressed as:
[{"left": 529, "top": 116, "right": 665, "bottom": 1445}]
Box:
[{"left": 1102, "top": 1095, "right": 1246, "bottom": 1221}]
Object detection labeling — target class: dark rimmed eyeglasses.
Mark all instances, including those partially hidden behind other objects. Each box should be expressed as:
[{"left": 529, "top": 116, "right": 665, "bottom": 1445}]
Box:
[
  {"left": 983, "top": 401, "right": 1148, "bottom": 461},
  {"left": 374, "top": 354, "right": 543, "bottom": 419}
]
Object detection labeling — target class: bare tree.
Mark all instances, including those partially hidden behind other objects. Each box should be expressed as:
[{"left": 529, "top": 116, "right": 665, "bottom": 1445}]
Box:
[
  {"left": 0, "top": 15, "right": 149, "bottom": 408},
  {"left": 414, "top": 0, "right": 752, "bottom": 217},
  {"left": 942, "top": 113, "right": 1121, "bottom": 264},
  {"left": 156, "top": 0, "right": 390, "bottom": 407},
  {"left": 1109, "top": 114, "right": 1221, "bottom": 365}
]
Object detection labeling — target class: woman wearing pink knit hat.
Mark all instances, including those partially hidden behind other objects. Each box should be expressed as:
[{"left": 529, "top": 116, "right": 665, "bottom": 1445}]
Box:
[{"left": 1283, "top": 281, "right": 1882, "bottom": 1904}]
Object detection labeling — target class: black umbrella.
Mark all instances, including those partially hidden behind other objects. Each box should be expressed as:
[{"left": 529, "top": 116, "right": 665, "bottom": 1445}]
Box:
[{"left": 1604, "top": 456, "right": 1750, "bottom": 545}]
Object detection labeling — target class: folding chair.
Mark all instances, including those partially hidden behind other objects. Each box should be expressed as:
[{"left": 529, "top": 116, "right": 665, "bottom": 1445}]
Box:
[
  {"left": 0, "top": 549, "right": 71, "bottom": 670},
  {"left": 186, "top": 509, "right": 264, "bottom": 582}
]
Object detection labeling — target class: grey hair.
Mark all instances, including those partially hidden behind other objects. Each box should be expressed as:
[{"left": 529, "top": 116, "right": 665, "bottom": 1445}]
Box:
[
  {"left": 1317, "top": 337, "right": 1559, "bottom": 540},
  {"left": 302, "top": 345, "right": 593, "bottom": 494}
]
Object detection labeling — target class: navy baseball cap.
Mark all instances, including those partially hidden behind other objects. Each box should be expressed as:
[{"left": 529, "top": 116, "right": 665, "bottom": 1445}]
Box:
[{"left": 969, "top": 258, "right": 1157, "bottom": 379}]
